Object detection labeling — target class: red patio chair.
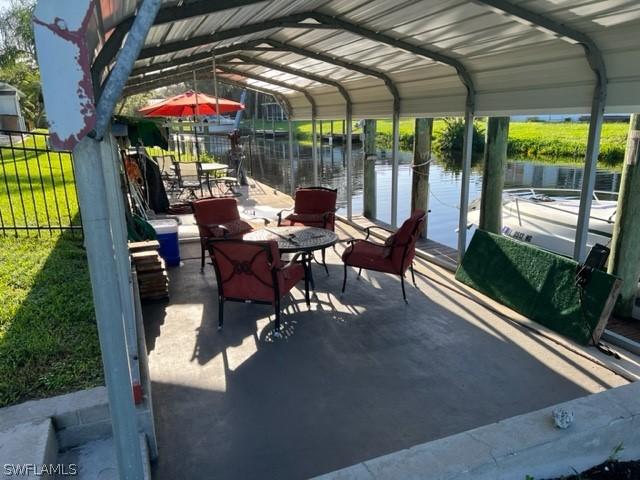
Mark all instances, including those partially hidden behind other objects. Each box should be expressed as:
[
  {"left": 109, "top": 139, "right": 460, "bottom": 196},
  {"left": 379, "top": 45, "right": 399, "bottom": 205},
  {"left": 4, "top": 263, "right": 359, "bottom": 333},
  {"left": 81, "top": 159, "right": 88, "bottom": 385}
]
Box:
[
  {"left": 277, "top": 186, "right": 338, "bottom": 274},
  {"left": 341, "top": 210, "right": 426, "bottom": 302},
  {"left": 192, "top": 197, "right": 268, "bottom": 272},
  {"left": 207, "top": 239, "right": 310, "bottom": 333}
]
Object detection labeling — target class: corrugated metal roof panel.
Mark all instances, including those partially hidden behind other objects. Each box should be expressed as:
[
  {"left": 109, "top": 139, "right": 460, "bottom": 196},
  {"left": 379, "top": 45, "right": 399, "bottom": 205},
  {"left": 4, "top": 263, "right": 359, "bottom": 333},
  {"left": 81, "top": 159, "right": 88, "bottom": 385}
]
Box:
[{"left": 94, "top": 0, "right": 640, "bottom": 117}]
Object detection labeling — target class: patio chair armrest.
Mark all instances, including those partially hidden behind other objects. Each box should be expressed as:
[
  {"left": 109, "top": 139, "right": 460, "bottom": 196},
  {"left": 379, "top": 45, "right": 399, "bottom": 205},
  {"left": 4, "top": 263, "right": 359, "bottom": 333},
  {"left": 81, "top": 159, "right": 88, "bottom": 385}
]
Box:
[
  {"left": 255, "top": 216, "right": 271, "bottom": 226},
  {"left": 276, "top": 252, "right": 304, "bottom": 271},
  {"left": 202, "top": 223, "right": 231, "bottom": 238},
  {"left": 276, "top": 207, "right": 294, "bottom": 226},
  {"left": 338, "top": 237, "right": 357, "bottom": 248},
  {"left": 364, "top": 225, "right": 395, "bottom": 240},
  {"left": 240, "top": 210, "right": 271, "bottom": 226}
]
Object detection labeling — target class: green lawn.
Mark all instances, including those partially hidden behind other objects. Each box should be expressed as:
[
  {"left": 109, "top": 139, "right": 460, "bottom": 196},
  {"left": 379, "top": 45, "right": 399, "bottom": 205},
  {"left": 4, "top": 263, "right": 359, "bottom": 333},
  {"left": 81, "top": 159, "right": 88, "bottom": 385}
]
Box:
[
  {"left": 507, "top": 122, "right": 628, "bottom": 164},
  {"left": 256, "top": 119, "right": 629, "bottom": 164},
  {"left": 0, "top": 132, "right": 97, "bottom": 407},
  {"left": 0, "top": 233, "right": 102, "bottom": 407},
  {"left": 0, "top": 133, "right": 79, "bottom": 232}
]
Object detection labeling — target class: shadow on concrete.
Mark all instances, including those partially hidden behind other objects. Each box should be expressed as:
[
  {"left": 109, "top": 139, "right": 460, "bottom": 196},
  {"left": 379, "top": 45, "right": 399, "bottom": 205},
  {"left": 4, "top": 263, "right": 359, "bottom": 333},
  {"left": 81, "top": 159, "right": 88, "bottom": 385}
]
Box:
[{"left": 143, "top": 239, "right": 625, "bottom": 480}]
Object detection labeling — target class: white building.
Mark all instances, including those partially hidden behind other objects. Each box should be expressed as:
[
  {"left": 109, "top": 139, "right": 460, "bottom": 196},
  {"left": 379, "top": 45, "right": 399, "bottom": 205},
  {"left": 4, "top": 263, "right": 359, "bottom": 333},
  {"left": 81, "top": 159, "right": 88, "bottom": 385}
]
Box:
[{"left": 0, "top": 82, "right": 26, "bottom": 131}]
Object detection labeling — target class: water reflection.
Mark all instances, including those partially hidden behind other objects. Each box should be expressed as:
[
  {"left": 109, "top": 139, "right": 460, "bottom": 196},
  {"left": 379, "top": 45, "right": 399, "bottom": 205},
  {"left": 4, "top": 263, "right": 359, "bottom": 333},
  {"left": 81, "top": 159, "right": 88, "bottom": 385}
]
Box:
[{"left": 246, "top": 138, "right": 621, "bottom": 249}]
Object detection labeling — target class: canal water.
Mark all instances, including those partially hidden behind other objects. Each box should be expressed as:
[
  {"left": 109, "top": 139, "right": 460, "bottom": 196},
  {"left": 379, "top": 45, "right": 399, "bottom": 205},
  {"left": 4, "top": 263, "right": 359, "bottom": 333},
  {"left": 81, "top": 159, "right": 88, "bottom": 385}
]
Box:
[{"left": 246, "top": 138, "right": 622, "bottom": 249}]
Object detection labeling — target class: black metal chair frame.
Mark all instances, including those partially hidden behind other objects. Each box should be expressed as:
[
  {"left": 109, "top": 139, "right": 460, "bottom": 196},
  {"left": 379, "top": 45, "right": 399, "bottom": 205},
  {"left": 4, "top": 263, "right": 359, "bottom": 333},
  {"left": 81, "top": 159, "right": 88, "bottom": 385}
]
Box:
[
  {"left": 173, "top": 161, "right": 207, "bottom": 199},
  {"left": 341, "top": 213, "right": 426, "bottom": 303},
  {"left": 276, "top": 186, "right": 338, "bottom": 275},
  {"left": 207, "top": 239, "right": 310, "bottom": 333},
  {"left": 211, "top": 148, "right": 245, "bottom": 196}
]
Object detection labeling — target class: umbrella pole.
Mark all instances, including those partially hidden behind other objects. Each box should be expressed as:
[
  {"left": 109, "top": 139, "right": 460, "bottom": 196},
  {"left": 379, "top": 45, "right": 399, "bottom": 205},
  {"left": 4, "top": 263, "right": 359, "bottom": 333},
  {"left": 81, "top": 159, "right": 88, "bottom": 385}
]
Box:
[
  {"left": 212, "top": 54, "right": 221, "bottom": 125},
  {"left": 192, "top": 71, "right": 200, "bottom": 162}
]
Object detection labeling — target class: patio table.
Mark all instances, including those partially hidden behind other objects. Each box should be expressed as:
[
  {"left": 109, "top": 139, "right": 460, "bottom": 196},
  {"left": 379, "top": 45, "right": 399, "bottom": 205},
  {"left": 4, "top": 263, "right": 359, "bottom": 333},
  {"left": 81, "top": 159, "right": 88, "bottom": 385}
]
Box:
[
  {"left": 199, "top": 162, "right": 229, "bottom": 173},
  {"left": 243, "top": 226, "right": 338, "bottom": 288},
  {"left": 200, "top": 162, "right": 231, "bottom": 195}
]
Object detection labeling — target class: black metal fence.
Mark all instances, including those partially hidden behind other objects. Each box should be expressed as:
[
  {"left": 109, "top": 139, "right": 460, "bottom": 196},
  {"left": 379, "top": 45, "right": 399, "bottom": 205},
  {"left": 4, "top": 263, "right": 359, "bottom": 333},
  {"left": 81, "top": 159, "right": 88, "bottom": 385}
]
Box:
[{"left": 0, "top": 129, "right": 82, "bottom": 237}]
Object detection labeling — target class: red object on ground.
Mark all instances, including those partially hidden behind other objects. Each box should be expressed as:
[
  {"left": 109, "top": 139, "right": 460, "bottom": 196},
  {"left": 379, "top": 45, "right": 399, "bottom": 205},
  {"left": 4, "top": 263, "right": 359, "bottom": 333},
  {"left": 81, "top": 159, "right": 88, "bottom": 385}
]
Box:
[
  {"left": 342, "top": 210, "right": 426, "bottom": 302},
  {"left": 138, "top": 90, "right": 244, "bottom": 117}
]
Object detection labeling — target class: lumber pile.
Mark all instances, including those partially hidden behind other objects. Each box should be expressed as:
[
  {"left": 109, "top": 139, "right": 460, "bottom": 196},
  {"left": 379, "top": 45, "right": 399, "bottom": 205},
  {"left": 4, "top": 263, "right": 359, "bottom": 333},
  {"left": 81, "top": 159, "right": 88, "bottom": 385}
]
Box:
[{"left": 129, "top": 240, "right": 169, "bottom": 301}]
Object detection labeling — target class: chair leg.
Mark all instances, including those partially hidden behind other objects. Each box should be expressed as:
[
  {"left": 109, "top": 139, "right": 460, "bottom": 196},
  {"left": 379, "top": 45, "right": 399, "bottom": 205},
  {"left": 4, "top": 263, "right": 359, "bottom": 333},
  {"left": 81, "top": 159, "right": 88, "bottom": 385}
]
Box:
[
  {"left": 321, "top": 248, "right": 329, "bottom": 276},
  {"left": 400, "top": 274, "right": 408, "bottom": 303},
  {"left": 341, "top": 264, "right": 348, "bottom": 294},
  {"left": 357, "top": 268, "right": 362, "bottom": 279},
  {"left": 274, "top": 298, "right": 281, "bottom": 333},
  {"left": 217, "top": 297, "right": 224, "bottom": 330},
  {"left": 410, "top": 263, "right": 417, "bottom": 286}
]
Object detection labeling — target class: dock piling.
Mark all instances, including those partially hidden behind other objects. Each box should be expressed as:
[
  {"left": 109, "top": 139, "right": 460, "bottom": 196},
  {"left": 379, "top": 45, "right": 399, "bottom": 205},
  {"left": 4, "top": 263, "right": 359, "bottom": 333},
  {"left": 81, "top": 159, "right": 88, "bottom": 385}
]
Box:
[
  {"left": 411, "top": 118, "right": 433, "bottom": 238},
  {"left": 363, "top": 119, "right": 377, "bottom": 219},
  {"left": 479, "top": 117, "right": 509, "bottom": 234},
  {"left": 608, "top": 113, "right": 640, "bottom": 318}
]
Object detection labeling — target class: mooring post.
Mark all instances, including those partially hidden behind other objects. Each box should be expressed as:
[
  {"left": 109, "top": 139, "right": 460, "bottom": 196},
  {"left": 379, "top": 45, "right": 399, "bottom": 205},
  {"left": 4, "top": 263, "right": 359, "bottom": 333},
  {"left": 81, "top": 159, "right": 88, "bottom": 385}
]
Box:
[
  {"left": 363, "top": 119, "right": 377, "bottom": 219},
  {"left": 411, "top": 118, "right": 433, "bottom": 238},
  {"left": 608, "top": 113, "right": 640, "bottom": 318},
  {"left": 479, "top": 117, "right": 510, "bottom": 234}
]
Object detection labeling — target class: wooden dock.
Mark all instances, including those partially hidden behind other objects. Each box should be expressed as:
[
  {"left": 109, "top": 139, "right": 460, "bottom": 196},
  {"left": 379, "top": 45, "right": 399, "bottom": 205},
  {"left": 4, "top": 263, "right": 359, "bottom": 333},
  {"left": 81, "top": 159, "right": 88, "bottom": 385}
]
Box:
[{"left": 606, "top": 317, "right": 640, "bottom": 347}]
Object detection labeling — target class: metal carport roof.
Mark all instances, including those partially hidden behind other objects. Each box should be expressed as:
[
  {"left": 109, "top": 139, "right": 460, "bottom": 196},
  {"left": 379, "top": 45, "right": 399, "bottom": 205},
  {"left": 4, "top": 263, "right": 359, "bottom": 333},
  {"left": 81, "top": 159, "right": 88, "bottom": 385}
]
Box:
[{"left": 93, "top": 0, "right": 640, "bottom": 119}]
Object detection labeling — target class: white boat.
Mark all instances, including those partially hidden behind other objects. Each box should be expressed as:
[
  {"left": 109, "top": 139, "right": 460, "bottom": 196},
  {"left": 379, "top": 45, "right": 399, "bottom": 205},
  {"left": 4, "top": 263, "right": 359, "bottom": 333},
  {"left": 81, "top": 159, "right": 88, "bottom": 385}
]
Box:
[{"left": 468, "top": 188, "right": 618, "bottom": 258}]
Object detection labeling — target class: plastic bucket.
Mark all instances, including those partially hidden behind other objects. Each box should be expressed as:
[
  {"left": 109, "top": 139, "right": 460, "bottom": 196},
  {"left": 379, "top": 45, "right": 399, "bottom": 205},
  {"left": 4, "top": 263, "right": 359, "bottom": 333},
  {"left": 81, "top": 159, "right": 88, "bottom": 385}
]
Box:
[{"left": 148, "top": 219, "right": 180, "bottom": 266}]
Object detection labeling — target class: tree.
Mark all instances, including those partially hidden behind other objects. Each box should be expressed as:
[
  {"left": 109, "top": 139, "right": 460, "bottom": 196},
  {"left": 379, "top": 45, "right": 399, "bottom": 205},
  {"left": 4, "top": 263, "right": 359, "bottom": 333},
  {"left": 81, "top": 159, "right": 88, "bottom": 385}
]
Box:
[
  {"left": 0, "top": 0, "right": 36, "bottom": 66},
  {"left": 0, "top": 0, "right": 42, "bottom": 128},
  {"left": 116, "top": 92, "right": 155, "bottom": 117}
]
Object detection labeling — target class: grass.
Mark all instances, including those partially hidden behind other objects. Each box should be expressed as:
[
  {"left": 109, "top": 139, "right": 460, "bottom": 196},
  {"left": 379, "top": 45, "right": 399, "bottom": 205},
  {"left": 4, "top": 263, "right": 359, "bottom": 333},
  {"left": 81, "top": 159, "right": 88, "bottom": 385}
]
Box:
[
  {"left": 256, "top": 119, "right": 629, "bottom": 165},
  {"left": 0, "top": 132, "right": 80, "bottom": 232},
  {"left": 0, "top": 132, "right": 97, "bottom": 407},
  {"left": 0, "top": 232, "right": 102, "bottom": 407},
  {"left": 507, "top": 122, "right": 628, "bottom": 164}
]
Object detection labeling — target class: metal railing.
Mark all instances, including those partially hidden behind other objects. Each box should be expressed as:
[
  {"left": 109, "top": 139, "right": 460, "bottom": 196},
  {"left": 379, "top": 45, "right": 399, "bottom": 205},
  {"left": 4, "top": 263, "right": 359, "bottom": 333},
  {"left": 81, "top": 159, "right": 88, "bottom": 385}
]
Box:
[{"left": 0, "top": 129, "right": 82, "bottom": 237}]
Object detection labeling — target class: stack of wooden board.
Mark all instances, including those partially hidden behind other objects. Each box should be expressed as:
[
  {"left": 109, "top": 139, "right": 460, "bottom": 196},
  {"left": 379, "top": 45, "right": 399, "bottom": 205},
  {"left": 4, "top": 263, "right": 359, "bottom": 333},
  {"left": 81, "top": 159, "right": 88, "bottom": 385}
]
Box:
[{"left": 129, "top": 240, "right": 169, "bottom": 301}]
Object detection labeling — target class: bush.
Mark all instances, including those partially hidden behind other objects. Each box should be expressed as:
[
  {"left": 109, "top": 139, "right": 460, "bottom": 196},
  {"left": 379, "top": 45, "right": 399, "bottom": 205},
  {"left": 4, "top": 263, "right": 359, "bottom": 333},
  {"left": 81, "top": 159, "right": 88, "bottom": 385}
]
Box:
[{"left": 434, "top": 117, "right": 485, "bottom": 158}]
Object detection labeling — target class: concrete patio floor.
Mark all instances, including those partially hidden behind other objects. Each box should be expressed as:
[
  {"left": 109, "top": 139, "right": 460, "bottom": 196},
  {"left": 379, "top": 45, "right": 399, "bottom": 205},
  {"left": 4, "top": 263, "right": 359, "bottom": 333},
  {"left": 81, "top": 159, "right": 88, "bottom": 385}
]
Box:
[{"left": 142, "top": 220, "right": 627, "bottom": 480}]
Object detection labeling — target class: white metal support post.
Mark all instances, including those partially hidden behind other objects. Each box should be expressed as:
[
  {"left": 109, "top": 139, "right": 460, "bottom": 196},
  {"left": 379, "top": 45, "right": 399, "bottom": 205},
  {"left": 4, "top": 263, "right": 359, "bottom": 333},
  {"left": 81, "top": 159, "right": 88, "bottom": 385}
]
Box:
[
  {"left": 289, "top": 119, "right": 295, "bottom": 194},
  {"left": 346, "top": 110, "right": 353, "bottom": 219},
  {"left": 312, "top": 116, "right": 318, "bottom": 185},
  {"left": 212, "top": 54, "right": 221, "bottom": 125},
  {"left": 574, "top": 97, "right": 605, "bottom": 261},
  {"left": 457, "top": 108, "right": 475, "bottom": 262},
  {"left": 73, "top": 137, "right": 146, "bottom": 480},
  {"left": 102, "top": 134, "right": 141, "bottom": 395},
  {"left": 391, "top": 111, "right": 400, "bottom": 227}
]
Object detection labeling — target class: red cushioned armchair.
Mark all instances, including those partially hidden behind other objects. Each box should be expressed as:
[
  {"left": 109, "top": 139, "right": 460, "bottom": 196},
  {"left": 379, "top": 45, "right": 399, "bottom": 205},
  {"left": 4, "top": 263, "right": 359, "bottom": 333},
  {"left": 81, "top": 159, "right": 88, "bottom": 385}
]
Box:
[
  {"left": 341, "top": 210, "right": 426, "bottom": 302},
  {"left": 207, "top": 239, "right": 310, "bottom": 333},
  {"left": 192, "top": 197, "right": 268, "bottom": 271},
  {"left": 277, "top": 187, "right": 338, "bottom": 273}
]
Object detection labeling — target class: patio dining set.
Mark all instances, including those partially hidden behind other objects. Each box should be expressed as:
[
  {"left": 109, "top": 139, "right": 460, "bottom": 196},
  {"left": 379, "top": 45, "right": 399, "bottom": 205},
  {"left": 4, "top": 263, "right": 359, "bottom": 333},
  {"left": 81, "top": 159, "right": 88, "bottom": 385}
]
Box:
[
  {"left": 192, "top": 187, "right": 426, "bottom": 333},
  {"left": 153, "top": 152, "right": 244, "bottom": 200}
]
